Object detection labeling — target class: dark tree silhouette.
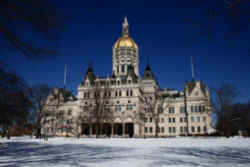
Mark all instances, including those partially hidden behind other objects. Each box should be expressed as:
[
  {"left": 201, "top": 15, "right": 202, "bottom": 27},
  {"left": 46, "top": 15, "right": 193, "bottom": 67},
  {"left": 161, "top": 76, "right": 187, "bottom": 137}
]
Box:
[
  {"left": 30, "top": 84, "right": 53, "bottom": 137},
  {"left": 88, "top": 81, "right": 113, "bottom": 138},
  {"left": 211, "top": 83, "right": 239, "bottom": 136},
  {"left": 0, "top": 0, "right": 62, "bottom": 57},
  {"left": 0, "top": 66, "right": 33, "bottom": 137},
  {"left": 192, "top": 0, "right": 250, "bottom": 46}
]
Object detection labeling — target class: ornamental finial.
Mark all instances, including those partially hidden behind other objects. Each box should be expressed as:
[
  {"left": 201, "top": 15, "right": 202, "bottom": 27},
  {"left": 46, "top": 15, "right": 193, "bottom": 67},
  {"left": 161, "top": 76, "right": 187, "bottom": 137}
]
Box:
[{"left": 122, "top": 16, "right": 129, "bottom": 36}]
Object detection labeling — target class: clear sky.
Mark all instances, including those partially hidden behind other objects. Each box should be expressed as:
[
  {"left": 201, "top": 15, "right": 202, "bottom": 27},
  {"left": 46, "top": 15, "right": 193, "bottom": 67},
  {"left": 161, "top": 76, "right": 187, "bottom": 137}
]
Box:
[{"left": 1, "top": 0, "right": 250, "bottom": 103}]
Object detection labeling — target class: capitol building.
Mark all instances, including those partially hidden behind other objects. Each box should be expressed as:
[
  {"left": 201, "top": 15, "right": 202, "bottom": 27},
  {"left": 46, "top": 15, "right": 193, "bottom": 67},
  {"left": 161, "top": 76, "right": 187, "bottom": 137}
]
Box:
[{"left": 41, "top": 18, "right": 212, "bottom": 138}]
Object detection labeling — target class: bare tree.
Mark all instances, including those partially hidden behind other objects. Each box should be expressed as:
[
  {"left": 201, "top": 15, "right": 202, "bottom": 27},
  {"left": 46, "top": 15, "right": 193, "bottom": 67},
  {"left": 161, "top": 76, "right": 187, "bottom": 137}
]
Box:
[
  {"left": 30, "top": 84, "right": 52, "bottom": 138},
  {"left": 192, "top": 0, "right": 250, "bottom": 49},
  {"left": 211, "top": 83, "right": 239, "bottom": 136},
  {"left": 88, "top": 81, "right": 113, "bottom": 138},
  {"left": 143, "top": 90, "right": 168, "bottom": 138},
  {"left": 70, "top": 114, "right": 83, "bottom": 138},
  {"left": 0, "top": 0, "right": 62, "bottom": 57}
]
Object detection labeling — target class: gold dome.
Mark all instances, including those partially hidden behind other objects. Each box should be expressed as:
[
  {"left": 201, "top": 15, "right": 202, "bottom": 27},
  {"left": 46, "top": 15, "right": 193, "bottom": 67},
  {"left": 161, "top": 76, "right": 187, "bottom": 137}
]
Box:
[{"left": 114, "top": 35, "right": 138, "bottom": 49}]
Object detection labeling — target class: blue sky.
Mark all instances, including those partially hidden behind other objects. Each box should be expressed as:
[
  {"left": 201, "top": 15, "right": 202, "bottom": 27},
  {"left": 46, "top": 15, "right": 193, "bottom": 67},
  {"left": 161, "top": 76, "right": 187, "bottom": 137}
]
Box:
[{"left": 1, "top": 0, "right": 250, "bottom": 102}]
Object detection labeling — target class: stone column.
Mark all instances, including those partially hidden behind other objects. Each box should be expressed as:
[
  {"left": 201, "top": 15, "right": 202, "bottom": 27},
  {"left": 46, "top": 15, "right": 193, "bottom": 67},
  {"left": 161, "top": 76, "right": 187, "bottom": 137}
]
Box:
[
  {"left": 122, "top": 123, "right": 126, "bottom": 138},
  {"left": 89, "top": 124, "right": 93, "bottom": 137},
  {"left": 111, "top": 123, "right": 114, "bottom": 138}
]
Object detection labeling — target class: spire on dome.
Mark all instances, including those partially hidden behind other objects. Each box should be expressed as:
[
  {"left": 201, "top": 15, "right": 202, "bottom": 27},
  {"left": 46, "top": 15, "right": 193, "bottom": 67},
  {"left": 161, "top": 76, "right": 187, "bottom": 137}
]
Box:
[{"left": 122, "top": 16, "right": 129, "bottom": 36}]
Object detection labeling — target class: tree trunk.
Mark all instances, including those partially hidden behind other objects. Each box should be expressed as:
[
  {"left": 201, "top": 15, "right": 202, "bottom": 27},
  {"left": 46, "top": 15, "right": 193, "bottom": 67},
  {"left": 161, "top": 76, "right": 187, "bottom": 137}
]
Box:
[
  {"left": 155, "top": 119, "right": 159, "bottom": 138},
  {"left": 96, "top": 124, "right": 99, "bottom": 138}
]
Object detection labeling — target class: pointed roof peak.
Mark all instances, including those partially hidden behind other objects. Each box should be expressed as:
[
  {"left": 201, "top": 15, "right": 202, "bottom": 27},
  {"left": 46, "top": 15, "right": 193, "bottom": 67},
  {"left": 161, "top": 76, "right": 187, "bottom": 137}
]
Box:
[
  {"left": 122, "top": 16, "right": 129, "bottom": 36},
  {"left": 143, "top": 63, "right": 155, "bottom": 80},
  {"left": 124, "top": 16, "right": 128, "bottom": 26}
]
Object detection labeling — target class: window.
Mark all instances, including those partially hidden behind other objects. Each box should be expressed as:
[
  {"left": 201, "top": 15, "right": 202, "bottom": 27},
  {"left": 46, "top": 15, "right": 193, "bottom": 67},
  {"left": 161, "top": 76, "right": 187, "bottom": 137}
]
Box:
[
  {"left": 169, "top": 107, "right": 175, "bottom": 114},
  {"left": 191, "top": 116, "right": 195, "bottom": 122},
  {"left": 126, "top": 104, "right": 133, "bottom": 111},
  {"left": 115, "top": 91, "right": 118, "bottom": 97},
  {"left": 115, "top": 105, "right": 122, "bottom": 112},
  {"left": 184, "top": 127, "right": 188, "bottom": 132},
  {"left": 180, "top": 118, "right": 183, "bottom": 123},
  {"left": 172, "top": 118, "right": 175, "bottom": 123},
  {"left": 195, "top": 106, "right": 198, "bottom": 112},
  {"left": 67, "top": 128, "right": 72, "bottom": 133},
  {"left": 84, "top": 92, "right": 90, "bottom": 98},
  {"left": 202, "top": 106, "right": 205, "bottom": 112},
  {"left": 150, "top": 117, "right": 153, "bottom": 123},
  {"left": 180, "top": 127, "right": 183, "bottom": 133},
  {"left": 203, "top": 126, "right": 207, "bottom": 133},
  {"left": 191, "top": 106, "right": 194, "bottom": 112},
  {"left": 126, "top": 90, "right": 129, "bottom": 96},
  {"left": 197, "top": 116, "right": 200, "bottom": 122},
  {"left": 161, "top": 118, "right": 164, "bottom": 123},
  {"left": 68, "top": 110, "right": 72, "bottom": 115},
  {"left": 203, "top": 116, "right": 206, "bottom": 122},
  {"left": 117, "top": 65, "right": 119, "bottom": 73},
  {"left": 119, "top": 91, "right": 122, "bottom": 96},
  {"left": 199, "top": 106, "right": 202, "bottom": 112},
  {"left": 158, "top": 107, "right": 163, "bottom": 113},
  {"left": 145, "top": 127, "right": 148, "bottom": 133},
  {"left": 130, "top": 90, "right": 133, "bottom": 96},
  {"left": 83, "top": 106, "right": 88, "bottom": 112},
  {"left": 180, "top": 107, "right": 185, "bottom": 113},
  {"left": 173, "top": 127, "right": 176, "bottom": 133},
  {"left": 197, "top": 126, "right": 201, "bottom": 133},
  {"left": 192, "top": 126, "right": 195, "bottom": 133},
  {"left": 122, "top": 65, "right": 125, "bottom": 72},
  {"left": 161, "top": 127, "right": 164, "bottom": 133},
  {"left": 195, "top": 91, "right": 199, "bottom": 96},
  {"left": 168, "top": 118, "right": 171, "bottom": 123},
  {"left": 157, "top": 127, "right": 160, "bottom": 133},
  {"left": 169, "top": 127, "right": 172, "bottom": 133},
  {"left": 150, "top": 127, "right": 153, "bottom": 133}
]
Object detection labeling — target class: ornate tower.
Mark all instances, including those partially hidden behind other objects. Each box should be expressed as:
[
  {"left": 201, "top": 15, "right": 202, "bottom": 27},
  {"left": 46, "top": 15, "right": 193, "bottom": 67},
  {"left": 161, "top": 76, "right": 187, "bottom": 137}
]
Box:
[{"left": 113, "top": 17, "right": 139, "bottom": 77}]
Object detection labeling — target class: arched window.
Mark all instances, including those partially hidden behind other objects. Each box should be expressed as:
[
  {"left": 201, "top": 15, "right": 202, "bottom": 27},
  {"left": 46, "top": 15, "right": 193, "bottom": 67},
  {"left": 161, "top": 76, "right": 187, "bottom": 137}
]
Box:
[
  {"left": 121, "top": 65, "right": 125, "bottom": 72},
  {"left": 130, "top": 90, "right": 133, "bottom": 96},
  {"left": 117, "top": 65, "right": 119, "bottom": 73}
]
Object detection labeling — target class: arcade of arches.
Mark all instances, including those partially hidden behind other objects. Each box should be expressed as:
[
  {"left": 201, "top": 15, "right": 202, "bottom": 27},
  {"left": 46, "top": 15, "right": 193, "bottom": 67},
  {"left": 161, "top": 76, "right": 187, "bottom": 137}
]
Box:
[{"left": 81, "top": 123, "right": 134, "bottom": 138}]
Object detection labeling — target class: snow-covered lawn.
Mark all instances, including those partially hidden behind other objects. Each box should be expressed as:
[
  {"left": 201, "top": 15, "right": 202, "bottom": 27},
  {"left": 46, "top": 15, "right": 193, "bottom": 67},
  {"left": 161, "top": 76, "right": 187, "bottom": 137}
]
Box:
[{"left": 1, "top": 137, "right": 250, "bottom": 167}]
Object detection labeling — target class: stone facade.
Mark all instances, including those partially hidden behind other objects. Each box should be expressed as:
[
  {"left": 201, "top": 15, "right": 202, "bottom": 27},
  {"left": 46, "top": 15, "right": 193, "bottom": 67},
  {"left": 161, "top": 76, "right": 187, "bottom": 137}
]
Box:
[{"left": 41, "top": 17, "right": 212, "bottom": 138}]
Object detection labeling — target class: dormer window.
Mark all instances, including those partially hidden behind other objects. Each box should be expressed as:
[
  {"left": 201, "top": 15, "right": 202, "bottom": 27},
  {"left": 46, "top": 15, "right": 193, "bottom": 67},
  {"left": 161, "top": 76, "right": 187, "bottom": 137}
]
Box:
[{"left": 128, "top": 80, "right": 131, "bottom": 84}]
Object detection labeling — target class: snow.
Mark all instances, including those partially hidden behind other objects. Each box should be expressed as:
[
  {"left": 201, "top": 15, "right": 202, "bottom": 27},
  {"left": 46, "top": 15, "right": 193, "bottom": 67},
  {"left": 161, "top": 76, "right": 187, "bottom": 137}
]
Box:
[{"left": 1, "top": 137, "right": 250, "bottom": 167}]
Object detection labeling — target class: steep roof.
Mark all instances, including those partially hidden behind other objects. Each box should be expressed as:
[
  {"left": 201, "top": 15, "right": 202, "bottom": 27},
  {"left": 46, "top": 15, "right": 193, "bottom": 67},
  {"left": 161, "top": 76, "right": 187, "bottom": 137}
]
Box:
[
  {"left": 82, "top": 66, "right": 96, "bottom": 85},
  {"left": 142, "top": 64, "right": 155, "bottom": 80},
  {"left": 185, "top": 80, "right": 208, "bottom": 97}
]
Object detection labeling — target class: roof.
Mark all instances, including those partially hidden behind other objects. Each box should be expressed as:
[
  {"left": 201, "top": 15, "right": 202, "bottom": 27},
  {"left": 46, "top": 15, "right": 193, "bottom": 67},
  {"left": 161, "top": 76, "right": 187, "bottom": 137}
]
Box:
[
  {"left": 142, "top": 64, "right": 155, "bottom": 80},
  {"left": 113, "top": 35, "right": 138, "bottom": 49},
  {"left": 185, "top": 80, "right": 207, "bottom": 97}
]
